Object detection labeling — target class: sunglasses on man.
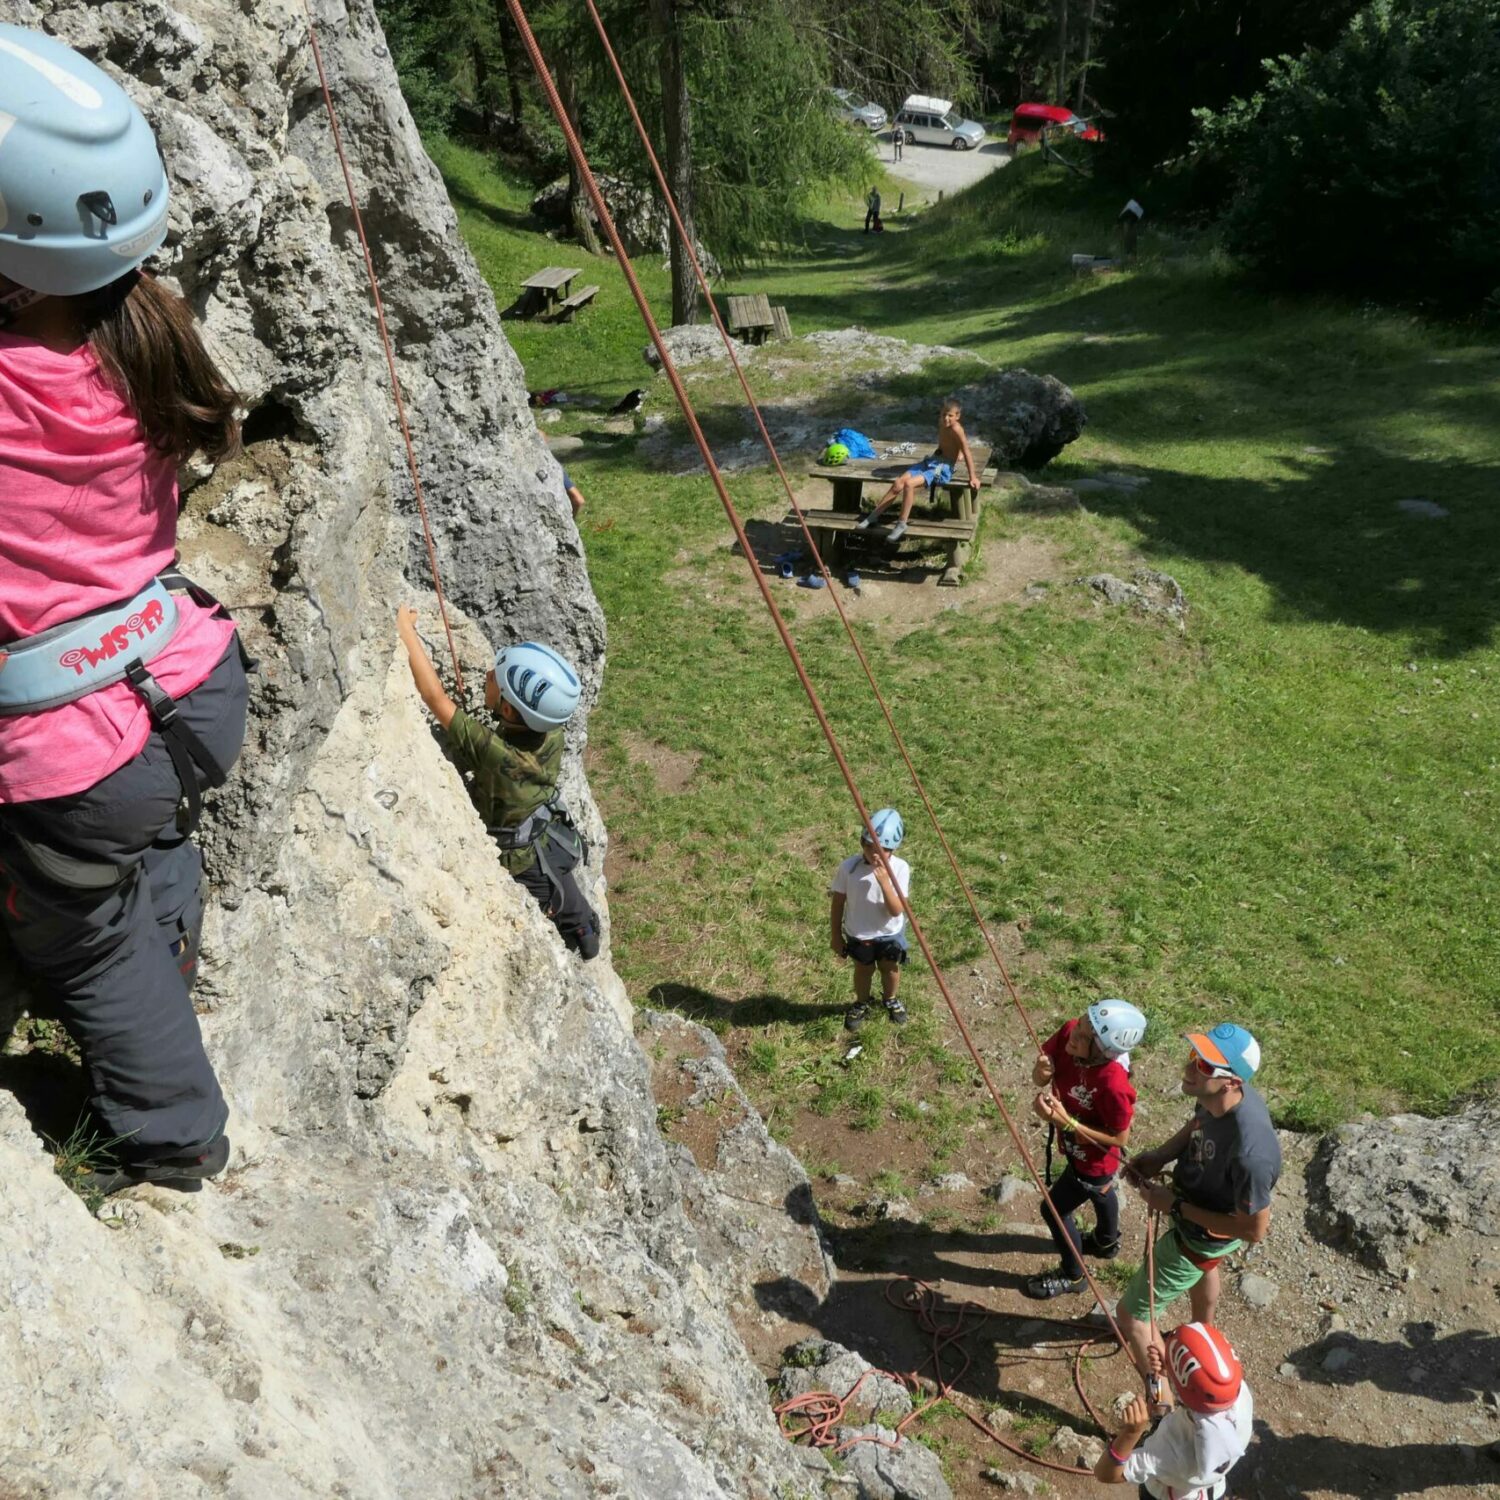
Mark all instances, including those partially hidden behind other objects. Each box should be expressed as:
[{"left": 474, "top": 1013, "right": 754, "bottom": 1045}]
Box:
[{"left": 1189, "top": 1050, "right": 1238, "bottom": 1081}]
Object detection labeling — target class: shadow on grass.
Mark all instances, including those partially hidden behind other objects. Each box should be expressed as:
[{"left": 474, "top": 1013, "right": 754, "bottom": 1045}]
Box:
[
  {"left": 736, "top": 518, "right": 946, "bottom": 586},
  {"left": 1081, "top": 447, "right": 1500, "bottom": 656},
  {"left": 648, "top": 980, "right": 845, "bottom": 1027},
  {"left": 443, "top": 175, "right": 540, "bottom": 236}
]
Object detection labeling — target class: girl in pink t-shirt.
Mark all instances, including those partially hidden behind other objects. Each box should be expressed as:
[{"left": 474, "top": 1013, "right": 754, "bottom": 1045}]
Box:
[{"left": 0, "top": 25, "right": 249, "bottom": 1192}]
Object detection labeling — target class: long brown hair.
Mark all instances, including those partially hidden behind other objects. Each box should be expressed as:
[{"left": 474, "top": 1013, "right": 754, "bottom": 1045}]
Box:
[{"left": 83, "top": 271, "right": 241, "bottom": 464}]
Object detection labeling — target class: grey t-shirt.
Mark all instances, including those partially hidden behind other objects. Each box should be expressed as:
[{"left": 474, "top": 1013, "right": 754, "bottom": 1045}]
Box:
[{"left": 1173, "top": 1084, "right": 1281, "bottom": 1230}]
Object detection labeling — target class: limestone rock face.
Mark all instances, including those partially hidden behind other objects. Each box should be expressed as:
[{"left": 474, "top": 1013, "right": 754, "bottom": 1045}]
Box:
[
  {"left": 1309, "top": 1104, "right": 1500, "bottom": 1271},
  {"left": 0, "top": 2, "right": 822, "bottom": 1494}
]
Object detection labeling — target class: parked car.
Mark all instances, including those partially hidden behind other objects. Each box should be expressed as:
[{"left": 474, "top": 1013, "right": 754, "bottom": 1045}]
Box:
[
  {"left": 894, "top": 94, "right": 986, "bottom": 150},
  {"left": 1007, "top": 102, "right": 1103, "bottom": 147},
  {"left": 830, "top": 88, "right": 888, "bottom": 133}
]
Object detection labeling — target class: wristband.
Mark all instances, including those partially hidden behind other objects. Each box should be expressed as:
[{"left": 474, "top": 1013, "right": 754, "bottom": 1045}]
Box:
[{"left": 1107, "top": 1443, "right": 1131, "bottom": 1465}]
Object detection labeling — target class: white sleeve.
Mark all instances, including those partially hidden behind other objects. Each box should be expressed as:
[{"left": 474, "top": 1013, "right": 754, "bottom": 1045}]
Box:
[
  {"left": 829, "top": 859, "right": 850, "bottom": 896},
  {"left": 892, "top": 858, "right": 911, "bottom": 899}
]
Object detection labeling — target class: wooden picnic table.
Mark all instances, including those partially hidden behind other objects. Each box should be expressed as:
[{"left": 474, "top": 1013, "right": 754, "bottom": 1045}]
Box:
[
  {"left": 726, "top": 292, "right": 775, "bottom": 344},
  {"left": 518, "top": 265, "right": 582, "bottom": 319},
  {"left": 794, "top": 438, "right": 998, "bottom": 586}
]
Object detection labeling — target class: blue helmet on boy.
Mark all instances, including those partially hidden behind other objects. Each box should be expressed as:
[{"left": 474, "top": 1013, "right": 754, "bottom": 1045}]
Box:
[
  {"left": 1087, "top": 998, "right": 1147, "bottom": 1058},
  {"left": 494, "top": 642, "right": 581, "bottom": 731},
  {"left": 0, "top": 25, "right": 171, "bottom": 298},
  {"left": 863, "top": 807, "right": 904, "bottom": 851}
]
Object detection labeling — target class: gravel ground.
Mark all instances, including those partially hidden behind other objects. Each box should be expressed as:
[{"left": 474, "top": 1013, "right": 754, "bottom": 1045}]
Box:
[{"left": 875, "top": 133, "right": 1013, "bottom": 204}]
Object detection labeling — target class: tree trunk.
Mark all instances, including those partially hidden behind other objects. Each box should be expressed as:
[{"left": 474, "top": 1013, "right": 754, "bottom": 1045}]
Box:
[
  {"left": 557, "top": 62, "right": 603, "bottom": 255},
  {"left": 650, "top": 0, "right": 698, "bottom": 326},
  {"left": 1055, "top": 0, "right": 1069, "bottom": 103},
  {"left": 492, "top": 0, "right": 526, "bottom": 125},
  {"left": 1073, "top": 0, "right": 1097, "bottom": 114}
]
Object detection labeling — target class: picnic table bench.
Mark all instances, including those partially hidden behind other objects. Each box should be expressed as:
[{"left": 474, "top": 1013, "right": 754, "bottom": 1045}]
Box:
[
  {"left": 793, "top": 439, "right": 997, "bottom": 587},
  {"left": 727, "top": 293, "right": 775, "bottom": 344},
  {"left": 517, "top": 265, "right": 582, "bottom": 319}
]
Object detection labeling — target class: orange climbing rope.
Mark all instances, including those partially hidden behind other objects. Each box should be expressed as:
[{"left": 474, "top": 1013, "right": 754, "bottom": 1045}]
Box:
[
  {"left": 578, "top": 0, "right": 1042, "bottom": 1055},
  {"left": 499, "top": 0, "right": 1141, "bottom": 1379},
  {"left": 300, "top": 1, "right": 467, "bottom": 698},
  {"left": 773, "top": 1278, "right": 1126, "bottom": 1473}
]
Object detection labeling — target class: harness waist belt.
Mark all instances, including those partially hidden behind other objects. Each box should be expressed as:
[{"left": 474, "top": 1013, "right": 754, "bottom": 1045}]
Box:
[{"left": 0, "top": 578, "right": 180, "bottom": 716}]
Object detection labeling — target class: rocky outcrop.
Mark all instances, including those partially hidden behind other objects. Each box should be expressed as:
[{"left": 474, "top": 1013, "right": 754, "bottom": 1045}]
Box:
[
  {"left": 0, "top": 2, "right": 824, "bottom": 1494},
  {"left": 1309, "top": 1103, "right": 1500, "bottom": 1271},
  {"left": 532, "top": 173, "right": 720, "bottom": 275}
]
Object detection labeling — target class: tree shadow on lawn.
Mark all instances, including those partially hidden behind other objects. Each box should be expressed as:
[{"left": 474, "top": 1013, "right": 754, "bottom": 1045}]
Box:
[
  {"left": 442, "top": 175, "right": 541, "bottom": 236},
  {"left": 1077, "top": 447, "right": 1500, "bottom": 656},
  {"left": 647, "top": 980, "right": 845, "bottom": 1028}
]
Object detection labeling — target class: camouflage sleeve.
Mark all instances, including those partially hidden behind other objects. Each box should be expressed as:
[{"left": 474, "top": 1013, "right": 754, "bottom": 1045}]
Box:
[{"left": 446, "top": 708, "right": 519, "bottom": 780}]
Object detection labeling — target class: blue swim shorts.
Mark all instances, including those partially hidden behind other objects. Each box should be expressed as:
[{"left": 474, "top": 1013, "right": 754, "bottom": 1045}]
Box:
[{"left": 905, "top": 459, "right": 953, "bottom": 486}]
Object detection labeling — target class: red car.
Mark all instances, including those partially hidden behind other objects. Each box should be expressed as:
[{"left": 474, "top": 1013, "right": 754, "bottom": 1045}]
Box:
[{"left": 1007, "top": 103, "right": 1103, "bottom": 147}]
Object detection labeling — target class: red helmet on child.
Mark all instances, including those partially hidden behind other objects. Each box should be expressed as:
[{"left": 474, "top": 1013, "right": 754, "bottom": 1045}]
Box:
[{"left": 1164, "top": 1323, "right": 1243, "bottom": 1413}]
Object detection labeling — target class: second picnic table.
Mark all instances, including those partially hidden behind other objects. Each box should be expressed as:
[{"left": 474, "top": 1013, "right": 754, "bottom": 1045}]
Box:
[
  {"left": 793, "top": 438, "right": 998, "bottom": 587},
  {"left": 519, "top": 267, "right": 582, "bottom": 319}
]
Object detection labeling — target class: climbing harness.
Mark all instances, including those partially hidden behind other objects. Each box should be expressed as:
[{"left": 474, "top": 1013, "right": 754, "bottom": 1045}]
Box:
[
  {"left": 490, "top": 800, "right": 587, "bottom": 913},
  {"left": 0, "top": 568, "right": 244, "bottom": 871}
]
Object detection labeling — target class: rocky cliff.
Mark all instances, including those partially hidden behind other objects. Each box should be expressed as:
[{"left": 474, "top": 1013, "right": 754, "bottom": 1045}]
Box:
[{"left": 0, "top": 3, "right": 830, "bottom": 1495}]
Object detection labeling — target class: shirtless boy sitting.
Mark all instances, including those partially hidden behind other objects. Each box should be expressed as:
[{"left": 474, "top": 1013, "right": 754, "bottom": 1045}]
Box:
[{"left": 857, "top": 397, "right": 979, "bottom": 542}]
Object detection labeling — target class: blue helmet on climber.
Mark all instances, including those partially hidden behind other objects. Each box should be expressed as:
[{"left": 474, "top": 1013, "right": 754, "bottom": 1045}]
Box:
[
  {"left": 0, "top": 23, "right": 171, "bottom": 301},
  {"left": 862, "top": 807, "right": 904, "bottom": 851},
  {"left": 494, "top": 641, "right": 581, "bottom": 731}
]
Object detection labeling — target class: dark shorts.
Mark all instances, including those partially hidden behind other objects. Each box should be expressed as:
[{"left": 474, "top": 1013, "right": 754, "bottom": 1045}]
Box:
[{"left": 844, "top": 931, "right": 908, "bottom": 966}]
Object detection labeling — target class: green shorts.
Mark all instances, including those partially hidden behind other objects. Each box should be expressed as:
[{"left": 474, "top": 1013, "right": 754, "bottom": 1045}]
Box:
[{"left": 1119, "top": 1222, "right": 1243, "bottom": 1324}]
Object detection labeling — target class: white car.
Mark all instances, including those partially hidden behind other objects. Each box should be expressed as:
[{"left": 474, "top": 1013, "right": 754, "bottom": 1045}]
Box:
[
  {"left": 831, "top": 88, "right": 888, "bottom": 133},
  {"left": 894, "top": 94, "right": 986, "bottom": 150}
]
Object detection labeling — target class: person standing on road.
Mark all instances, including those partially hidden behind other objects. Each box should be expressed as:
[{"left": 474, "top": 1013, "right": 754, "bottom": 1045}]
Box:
[
  {"left": 892, "top": 128, "right": 904, "bottom": 162},
  {"left": 864, "top": 186, "right": 882, "bottom": 233},
  {"left": 1116, "top": 1025, "right": 1282, "bottom": 1389}
]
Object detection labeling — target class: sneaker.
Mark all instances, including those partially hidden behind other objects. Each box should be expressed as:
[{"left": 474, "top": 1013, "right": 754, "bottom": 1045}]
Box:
[
  {"left": 79, "top": 1134, "right": 230, "bottom": 1198},
  {"left": 1081, "top": 1230, "right": 1120, "bottom": 1259},
  {"left": 883, "top": 997, "right": 908, "bottom": 1025},
  {"left": 844, "top": 1003, "right": 869, "bottom": 1032},
  {"left": 884, "top": 521, "right": 908, "bottom": 543},
  {"left": 855, "top": 511, "right": 881, "bottom": 530},
  {"left": 1023, "top": 1268, "right": 1085, "bottom": 1300}
]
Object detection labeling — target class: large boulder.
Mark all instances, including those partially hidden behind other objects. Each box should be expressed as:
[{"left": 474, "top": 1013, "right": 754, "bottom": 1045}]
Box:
[
  {"left": 532, "top": 173, "right": 720, "bottom": 274},
  {"left": 1309, "top": 1103, "right": 1500, "bottom": 1270},
  {"left": 952, "top": 369, "right": 1088, "bottom": 467}
]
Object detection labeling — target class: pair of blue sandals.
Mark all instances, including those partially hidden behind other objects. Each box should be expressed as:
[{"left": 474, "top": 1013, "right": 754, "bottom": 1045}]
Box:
[{"left": 774, "top": 550, "right": 860, "bottom": 591}]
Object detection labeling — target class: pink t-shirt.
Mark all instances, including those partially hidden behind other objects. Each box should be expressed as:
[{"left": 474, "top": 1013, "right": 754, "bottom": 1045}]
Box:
[{"left": 0, "top": 332, "right": 237, "bottom": 804}]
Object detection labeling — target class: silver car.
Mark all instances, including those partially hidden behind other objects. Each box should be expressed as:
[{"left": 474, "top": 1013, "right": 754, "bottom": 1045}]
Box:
[
  {"left": 831, "top": 88, "right": 888, "bottom": 133},
  {"left": 895, "top": 94, "right": 986, "bottom": 150}
]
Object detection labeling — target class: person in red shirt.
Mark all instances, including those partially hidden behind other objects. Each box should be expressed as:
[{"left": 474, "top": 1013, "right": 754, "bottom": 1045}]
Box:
[{"left": 1023, "top": 999, "right": 1148, "bottom": 1299}]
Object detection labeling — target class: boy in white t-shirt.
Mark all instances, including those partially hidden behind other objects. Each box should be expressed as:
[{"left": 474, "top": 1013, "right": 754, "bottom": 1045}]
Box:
[
  {"left": 828, "top": 807, "right": 911, "bottom": 1031},
  {"left": 1094, "top": 1322, "right": 1252, "bottom": 1500}
]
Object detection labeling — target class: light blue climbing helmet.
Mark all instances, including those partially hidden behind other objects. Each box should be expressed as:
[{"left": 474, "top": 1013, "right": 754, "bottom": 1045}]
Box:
[
  {"left": 494, "top": 642, "right": 581, "bottom": 731},
  {"left": 0, "top": 24, "right": 170, "bottom": 297},
  {"left": 1087, "top": 998, "right": 1147, "bottom": 1059},
  {"left": 862, "top": 807, "right": 904, "bottom": 851}
]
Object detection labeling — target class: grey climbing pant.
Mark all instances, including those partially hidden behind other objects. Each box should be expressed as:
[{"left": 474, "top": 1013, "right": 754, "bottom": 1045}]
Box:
[{"left": 0, "top": 642, "right": 248, "bottom": 1158}]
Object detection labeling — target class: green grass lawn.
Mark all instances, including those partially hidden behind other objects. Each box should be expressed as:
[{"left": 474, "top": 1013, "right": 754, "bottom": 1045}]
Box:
[{"left": 435, "top": 138, "right": 1499, "bottom": 1134}]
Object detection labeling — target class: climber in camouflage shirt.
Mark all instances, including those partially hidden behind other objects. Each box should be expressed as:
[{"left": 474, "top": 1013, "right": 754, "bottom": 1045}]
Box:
[{"left": 397, "top": 606, "right": 600, "bottom": 958}]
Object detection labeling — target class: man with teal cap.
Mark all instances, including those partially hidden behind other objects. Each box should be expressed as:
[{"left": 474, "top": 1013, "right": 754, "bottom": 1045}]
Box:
[{"left": 1116, "top": 1024, "right": 1282, "bottom": 1398}]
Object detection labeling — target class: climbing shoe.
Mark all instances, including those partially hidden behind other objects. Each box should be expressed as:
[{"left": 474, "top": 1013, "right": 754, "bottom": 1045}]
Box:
[
  {"left": 884, "top": 997, "right": 908, "bottom": 1025},
  {"left": 78, "top": 1134, "right": 230, "bottom": 1198},
  {"left": 884, "top": 521, "right": 908, "bottom": 543},
  {"left": 1081, "top": 1230, "right": 1121, "bottom": 1260},
  {"left": 844, "top": 1003, "right": 870, "bottom": 1032},
  {"left": 565, "top": 920, "right": 601, "bottom": 961},
  {"left": 1023, "top": 1267, "right": 1085, "bottom": 1300}
]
